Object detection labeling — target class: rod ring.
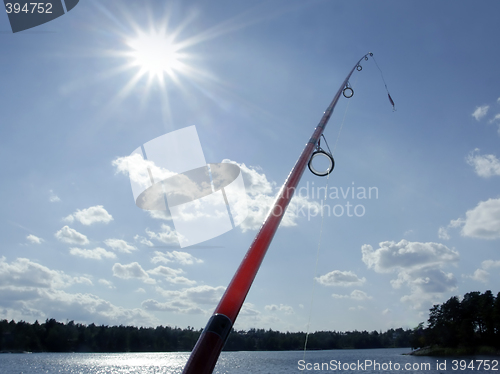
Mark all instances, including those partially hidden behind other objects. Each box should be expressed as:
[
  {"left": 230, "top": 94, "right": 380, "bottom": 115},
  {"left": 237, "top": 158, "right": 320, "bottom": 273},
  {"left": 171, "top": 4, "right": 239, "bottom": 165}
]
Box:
[
  {"left": 308, "top": 150, "right": 334, "bottom": 177},
  {"left": 343, "top": 87, "right": 354, "bottom": 98}
]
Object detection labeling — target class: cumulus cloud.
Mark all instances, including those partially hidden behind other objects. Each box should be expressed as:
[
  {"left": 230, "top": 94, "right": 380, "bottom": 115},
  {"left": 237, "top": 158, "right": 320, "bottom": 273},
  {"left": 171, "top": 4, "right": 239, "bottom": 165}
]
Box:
[
  {"left": 64, "top": 205, "right": 113, "bottom": 226},
  {"left": 472, "top": 105, "right": 489, "bottom": 121},
  {"left": 26, "top": 234, "right": 43, "bottom": 244},
  {"left": 437, "top": 227, "right": 450, "bottom": 240},
  {"left": 466, "top": 149, "right": 500, "bottom": 178},
  {"left": 465, "top": 259, "right": 500, "bottom": 284},
  {"left": 112, "top": 262, "right": 155, "bottom": 284},
  {"left": 390, "top": 266, "right": 457, "bottom": 293},
  {"left": 362, "top": 240, "right": 459, "bottom": 273},
  {"left": 98, "top": 279, "right": 115, "bottom": 289},
  {"left": 441, "top": 198, "right": 500, "bottom": 240},
  {"left": 465, "top": 269, "right": 489, "bottom": 284},
  {"left": 315, "top": 270, "right": 366, "bottom": 287},
  {"left": 461, "top": 198, "right": 500, "bottom": 239},
  {"left": 134, "top": 235, "right": 154, "bottom": 247},
  {"left": 362, "top": 240, "right": 459, "bottom": 310},
  {"left": 489, "top": 113, "right": 500, "bottom": 124},
  {"left": 49, "top": 190, "right": 61, "bottom": 203},
  {"left": 151, "top": 251, "right": 203, "bottom": 265},
  {"left": 146, "top": 224, "right": 180, "bottom": 244},
  {"left": 69, "top": 247, "right": 116, "bottom": 260},
  {"left": 104, "top": 239, "right": 137, "bottom": 253},
  {"left": 0, "top": 257, "right": 154, "bottom": 326},
  {"left": 148, "top": 265, "right": 196, "bottom": 286},
  {"left": 55, "top": 226, "right": 89, "bottom": 245},
  {"left": 222, "top": 160, "right": 320, "bottom": 232},
  {"left": 482, "top": 259, "right": 500, "bottom": 269},
  {"left": 116, "top": 156, "right": 319, "bottom": 236},
  {"left": 0, "top": 257, "right": 83, "bottom": 289},
  {"left": 332, "top": 290, "right": 372, "bottom": 300},
  {"left": 112, "top": 153, "right": 177, "bottom": 192},
  {"left": 144, "top": 285, "right": 226, "bottom": 314},
  {"left": 264, "top": 303, "right": 294, "bottom": 314}
]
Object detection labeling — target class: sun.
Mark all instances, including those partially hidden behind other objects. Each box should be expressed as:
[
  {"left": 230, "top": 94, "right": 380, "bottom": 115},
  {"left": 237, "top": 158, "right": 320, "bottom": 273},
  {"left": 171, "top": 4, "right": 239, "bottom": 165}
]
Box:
[{"left": 126, "top": 30, "right": 185, "bottom": 82}]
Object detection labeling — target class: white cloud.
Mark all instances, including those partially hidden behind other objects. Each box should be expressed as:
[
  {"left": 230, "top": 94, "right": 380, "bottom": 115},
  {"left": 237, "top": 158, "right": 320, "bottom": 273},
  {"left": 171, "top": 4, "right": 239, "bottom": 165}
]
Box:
[
  {"left": 134, "top": 235, "right": 154, "bottom": 247},
  {"left": 264, "top": 303, "right": 294, "bottom": 314},
  {"left": 438, "top": 218, "right": 465, "bottom": 240},
  {"left": 489, "top": 113, "right": 500, "bottom": 124},
  {"left": 348, "top": 306, "right": 365, "bottom": 311},
  {"left": 362, "top": 240, "right": 459, "bottom": 310},
  {"left": 112, "top": 153, "right": 177, "bottom": 192},
  {"left": 223, "top": 160, "right": 319, "bottom": 232},
  {"left": 148, "top": 265, "right": 196, "bottom": 286},
  {"left": 49, "top": 190, "right": 61, "bottom": 203},
  {"left": 460, "top": 198, "right": 500, "bottom": 239},
  {"left": 472, "top": 105, "right": 489, "bottom": 121},
  {"left": 98, "top": 279, "right": 115, "bottom": 289},
  {"left": 361, "top": 240, "right": 459, "bottom": 273},
  {"left": 112, "top": 262, "right": 155, "bottom": 284},
  {"left": 465, "top": 269, "right": 489, "bottom": 284},
  {"left": 332, "top": 290, "right": 372, "bottom": 300},
  {"left": 151, "top": 251, "right": 203, "bottom": 265},
  {"left": 466, "top": 149, "right": 500, "bottom": 178},
  {"left": 145, "top": 285, "right": 226, "bottom": 314},
  {"left": 64, "top": 205, "right": 113, "bottom": 226},
  {"left": 437, "top": 227, "right": 450, "bottom": 240},
  {"left": 239, "top": 302, "right": 261, "bottom": 317},
  {"left": 104, "top": 239, "right": 137, "bottom": 253},
  {"left": 0, "top": 256, "right": 81, "bottom": 289},
  {"left": 116, "top": 157, "right": 318, "bottom": 233},
  {"left": 315, "top": 270, "right": 366, "bottom": 287},
  {"left": 69, "top": 247, "right": 116, "bottom": 260},
  {"left": 465, "top": 259, "right": 500, "bottom": 285},
  {"left": 0, "top": 257, "right": 155, "bottom": 326},
  {"left": 390, "top": 266, "right": 457, "bottom": 293},
  {"left": 26, "top": 234, "right": 43, "bottom": 244},
  {"left": 146, "top": 224, "right": 180, "bottom": 244},
  {"left": 141, "top": 299, "right": 204, "bottom": 314},
  {"left": 147, "top": 211, "right": 172, "bottom": 221},
  {"left": 481, "top": 259, "right": 500, "bottom": 269},
  {"left": 55, "top": 226, "right": 89, "bottom": 245}
]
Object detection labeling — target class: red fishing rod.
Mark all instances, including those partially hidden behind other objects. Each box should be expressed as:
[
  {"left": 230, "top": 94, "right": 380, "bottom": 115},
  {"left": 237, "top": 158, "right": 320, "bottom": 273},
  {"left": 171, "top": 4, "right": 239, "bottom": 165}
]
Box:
[{"left": 182, "top": 52, "right": 375, "bottom": 374}]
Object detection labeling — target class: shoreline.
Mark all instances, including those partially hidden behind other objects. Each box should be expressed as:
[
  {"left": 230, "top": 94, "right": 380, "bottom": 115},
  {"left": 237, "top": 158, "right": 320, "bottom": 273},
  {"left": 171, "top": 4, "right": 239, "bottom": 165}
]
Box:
[{"left": 405, "top": 346, "right": 500, "bottom": 357}]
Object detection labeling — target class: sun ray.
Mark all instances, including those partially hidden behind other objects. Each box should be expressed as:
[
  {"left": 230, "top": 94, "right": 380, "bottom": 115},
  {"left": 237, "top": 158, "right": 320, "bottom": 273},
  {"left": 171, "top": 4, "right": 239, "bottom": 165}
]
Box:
[{"left": 86, "top": 0, "right": 315, "bottom": 128}]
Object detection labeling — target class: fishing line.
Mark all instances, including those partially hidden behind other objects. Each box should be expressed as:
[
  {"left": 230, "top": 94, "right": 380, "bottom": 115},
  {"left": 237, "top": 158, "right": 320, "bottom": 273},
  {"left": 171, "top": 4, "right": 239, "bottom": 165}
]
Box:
[
  {"left": 303, "top": 69, "right": 360, "bottom": 356},
  {"left": 371, "top": 55, "right": 396, "bottom": 111},
  {"left": 332, "top": 73, "right": 358, "bottom": 155},
  {"left": 302, "top": 166, "right": 330, "bottom": 359}
]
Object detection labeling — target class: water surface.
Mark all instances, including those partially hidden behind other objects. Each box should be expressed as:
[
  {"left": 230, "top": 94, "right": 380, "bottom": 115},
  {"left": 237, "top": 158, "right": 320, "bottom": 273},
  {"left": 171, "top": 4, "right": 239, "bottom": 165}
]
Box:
[{"left": 0, "top": 348, "right": 497, "bottom": 373}]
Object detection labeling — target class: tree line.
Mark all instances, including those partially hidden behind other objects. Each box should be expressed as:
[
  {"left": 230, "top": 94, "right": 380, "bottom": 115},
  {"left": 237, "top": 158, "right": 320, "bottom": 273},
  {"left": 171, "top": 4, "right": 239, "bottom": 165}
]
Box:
[
  {"left": 0, "top": 318, "right": 412, "bottom": 353},
  {"left": 411, "top": 290, "right": 500, "bottom": 351}
]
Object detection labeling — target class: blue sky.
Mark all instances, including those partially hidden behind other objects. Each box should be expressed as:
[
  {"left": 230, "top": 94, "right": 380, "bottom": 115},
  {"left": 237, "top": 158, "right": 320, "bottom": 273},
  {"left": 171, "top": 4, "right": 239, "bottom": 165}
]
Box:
[{"left": 1, "top": 0, "right": 500, "bottom": 334}]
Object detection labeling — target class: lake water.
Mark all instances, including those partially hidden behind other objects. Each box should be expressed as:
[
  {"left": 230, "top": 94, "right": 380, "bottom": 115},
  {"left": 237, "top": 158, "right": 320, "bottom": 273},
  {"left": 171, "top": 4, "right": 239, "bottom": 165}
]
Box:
[{"left": 0, "top": 348, "right": 498, "bottom": 373}]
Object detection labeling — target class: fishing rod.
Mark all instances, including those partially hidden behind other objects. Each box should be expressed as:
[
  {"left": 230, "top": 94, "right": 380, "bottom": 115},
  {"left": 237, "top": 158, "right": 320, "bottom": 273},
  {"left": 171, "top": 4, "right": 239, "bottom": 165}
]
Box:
[{"left": 182, "top": 52, "right": 378, "bottom": 374}]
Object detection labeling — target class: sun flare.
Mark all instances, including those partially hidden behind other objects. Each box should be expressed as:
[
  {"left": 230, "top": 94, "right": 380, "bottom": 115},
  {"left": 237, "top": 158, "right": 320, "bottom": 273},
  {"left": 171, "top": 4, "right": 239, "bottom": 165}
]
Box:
[{"left": 126, "top": 31, "right": 184, "bottom": 81}]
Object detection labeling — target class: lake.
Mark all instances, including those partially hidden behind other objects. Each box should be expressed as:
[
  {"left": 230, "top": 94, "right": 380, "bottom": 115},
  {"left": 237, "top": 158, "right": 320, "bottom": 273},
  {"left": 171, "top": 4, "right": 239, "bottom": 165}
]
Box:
[{"left": 0, "top": 348, "right": 498, "bottom": 373}]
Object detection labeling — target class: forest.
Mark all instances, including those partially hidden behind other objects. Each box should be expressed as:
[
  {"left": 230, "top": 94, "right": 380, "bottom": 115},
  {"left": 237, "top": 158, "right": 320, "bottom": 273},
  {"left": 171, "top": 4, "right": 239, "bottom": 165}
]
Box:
[
  {"left": 3, "top": 290, "right": 497, "bottom": 353},
  {"left": 0, "top": 318, "right": 412, "bottom": 353},
  {"left": 411, "top": 290, "right": 500, "bottom": 353}
]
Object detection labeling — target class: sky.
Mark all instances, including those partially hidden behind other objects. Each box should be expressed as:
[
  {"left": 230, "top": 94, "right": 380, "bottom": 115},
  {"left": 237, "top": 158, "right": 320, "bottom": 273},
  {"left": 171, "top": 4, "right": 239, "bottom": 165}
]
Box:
[{"left": 1, "top": 0, "right": 500, "bottom": 334}]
